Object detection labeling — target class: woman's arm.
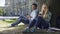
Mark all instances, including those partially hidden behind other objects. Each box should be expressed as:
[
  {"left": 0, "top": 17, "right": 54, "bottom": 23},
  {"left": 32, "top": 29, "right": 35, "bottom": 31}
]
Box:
[
  {"left": 43, "top": 10, "right": 48, "bottom": 18},
  {"left": 38, "top": 11, "right": 43, "bottom": 17}
]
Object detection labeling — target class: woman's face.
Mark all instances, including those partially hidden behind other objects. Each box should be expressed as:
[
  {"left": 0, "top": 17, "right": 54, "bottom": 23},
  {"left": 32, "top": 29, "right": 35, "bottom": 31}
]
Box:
[{"left": 42, "top": 4, "right": 47, "bottom": 11}]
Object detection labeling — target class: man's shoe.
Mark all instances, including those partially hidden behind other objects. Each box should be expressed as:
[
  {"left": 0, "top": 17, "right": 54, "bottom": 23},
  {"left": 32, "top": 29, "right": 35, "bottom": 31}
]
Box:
[
  {"left": 22, "top": 28, "right": 31, "bottom": 33},
  {"left": 30, "top": 26, "right": 37, "bottom": 32},
  {"left": 7, "top": 26, "right": 14, "bottom": 28}
]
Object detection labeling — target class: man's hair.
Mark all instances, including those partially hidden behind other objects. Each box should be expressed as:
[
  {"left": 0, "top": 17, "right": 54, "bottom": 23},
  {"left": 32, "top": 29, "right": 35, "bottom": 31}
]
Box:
[{"left": 32, "top": 3, "right": 37, "bottom": 8}]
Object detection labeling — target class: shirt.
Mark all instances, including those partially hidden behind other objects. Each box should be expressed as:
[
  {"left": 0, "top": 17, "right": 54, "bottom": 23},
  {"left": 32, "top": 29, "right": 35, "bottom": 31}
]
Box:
[
  {"left": 30, "top": 9, "right": 38, "bottom": 20},
  {"left": 44, "top": 11, "right": 52, "bottom": 22},
  {"left": 39, "top": 11, "right": 52, "bottom": 22}
]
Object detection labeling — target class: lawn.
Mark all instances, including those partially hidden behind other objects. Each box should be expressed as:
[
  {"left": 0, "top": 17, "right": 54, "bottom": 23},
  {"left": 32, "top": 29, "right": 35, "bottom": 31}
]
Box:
[
  {"left": 2, "top": 18, "right": 17, "bottom": 23},
  {"left": 0, "top": 19, "right": 60, "bottom": 34},
  {"left": 0, "top": 18, "right": 24, "bottom": 27},
  {"left": 0, "top": 19, "right": 16, "bottom": 28}
]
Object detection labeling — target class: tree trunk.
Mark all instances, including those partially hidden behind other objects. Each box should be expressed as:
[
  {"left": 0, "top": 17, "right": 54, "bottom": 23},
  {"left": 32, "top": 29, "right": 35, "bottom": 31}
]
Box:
[{"left": 36, "top": 0, "right": 60, "bottom": 27}]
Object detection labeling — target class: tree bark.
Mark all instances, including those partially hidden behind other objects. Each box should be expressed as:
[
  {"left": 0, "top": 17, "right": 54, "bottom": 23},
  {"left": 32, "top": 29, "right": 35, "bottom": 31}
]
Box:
[{"left": 36, "top": 0, "right": 60, "bottom": 27}]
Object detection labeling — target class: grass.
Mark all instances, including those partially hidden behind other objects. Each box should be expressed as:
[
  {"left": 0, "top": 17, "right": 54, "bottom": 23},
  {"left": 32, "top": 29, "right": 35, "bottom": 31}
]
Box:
[
  {"left": 2, "top": 19, "right": 17, "bottom": 23},
  {"left": 0, "top": 19, "right": 60, "bottom": 34},
  {"left": 0, "top": 19, "right": 17, "bottom": 28},
  {"left": 5, "top": 20, "right": 15, "bottom": 23}
]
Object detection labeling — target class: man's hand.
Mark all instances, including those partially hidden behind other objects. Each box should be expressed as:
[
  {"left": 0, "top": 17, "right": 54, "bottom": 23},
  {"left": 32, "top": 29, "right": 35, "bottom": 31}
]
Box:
[{"left": 26, "top": 15, "right": 31, "bottom": 19}]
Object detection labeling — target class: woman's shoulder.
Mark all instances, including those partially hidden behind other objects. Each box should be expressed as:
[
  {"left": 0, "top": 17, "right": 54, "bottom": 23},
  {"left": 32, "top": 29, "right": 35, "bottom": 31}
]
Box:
[
  {"left": 47, "top": 11, "right": 52, "bottom": 17},
  {"left": 48, "top": 11, "right": 52, "bottom": 15}
]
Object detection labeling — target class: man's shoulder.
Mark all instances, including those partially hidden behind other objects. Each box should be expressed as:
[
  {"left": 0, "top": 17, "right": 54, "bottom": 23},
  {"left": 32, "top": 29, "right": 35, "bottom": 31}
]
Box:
[{"left": 35, "top": 9, "right": 39, "bottom": 12}]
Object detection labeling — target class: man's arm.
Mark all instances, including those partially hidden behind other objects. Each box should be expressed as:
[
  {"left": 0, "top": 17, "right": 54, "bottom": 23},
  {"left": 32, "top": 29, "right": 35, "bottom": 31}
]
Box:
[
  {"left": 30, "top": 11, "right": 38, "bottom": 20},
  {"left": 26, "top": 15, "right": 31, "bottom": 19}
]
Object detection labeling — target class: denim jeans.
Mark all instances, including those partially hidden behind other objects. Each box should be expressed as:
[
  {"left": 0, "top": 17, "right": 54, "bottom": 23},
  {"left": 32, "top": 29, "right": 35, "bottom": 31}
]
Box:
[
  {"left": 11, "top": 15, "right": 29, "bottom": 26},
  {"left": 35, "top": 16, "right": 49, "bottom": 29}
]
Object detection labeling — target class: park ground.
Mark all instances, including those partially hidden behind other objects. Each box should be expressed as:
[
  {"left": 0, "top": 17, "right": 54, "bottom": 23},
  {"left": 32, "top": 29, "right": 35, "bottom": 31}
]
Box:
[{"left": 0, "top": 20, "right": 60, "bottom": 34}]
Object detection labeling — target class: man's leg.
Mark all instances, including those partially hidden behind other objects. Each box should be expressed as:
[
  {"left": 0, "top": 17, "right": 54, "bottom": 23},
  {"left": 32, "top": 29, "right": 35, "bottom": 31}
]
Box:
[
  {"left": 11, "top": 18, "right": 22, "bottom": 26},
  {"left": 28, "top": 19, "right": 36, "bottom": 28},
  {"left": 35, "top": 16, "right": 43, "bottom": 29},
  {"left": 11, "top": 16, "right": 29, "bottom": 27},
  {"left": 22, "top": 19, "right": 36, "bottom": 32},
  {"left": 28, "top": 17, "right": 42, "bottom": 32}
]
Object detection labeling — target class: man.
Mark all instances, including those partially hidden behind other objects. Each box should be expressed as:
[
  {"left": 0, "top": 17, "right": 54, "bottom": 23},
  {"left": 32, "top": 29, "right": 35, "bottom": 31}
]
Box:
[{"left": 9, "top": 3, "right": 38, "bottom": 27}]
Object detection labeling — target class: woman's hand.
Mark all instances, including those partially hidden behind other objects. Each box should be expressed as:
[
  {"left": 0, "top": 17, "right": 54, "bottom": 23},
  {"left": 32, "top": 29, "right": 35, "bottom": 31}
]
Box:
[
  {"left": 43, "top": 15, "right": 48, "bottom": 19},
  {"left": 38, "top": 12, "right": 43, "bottom": 17}
]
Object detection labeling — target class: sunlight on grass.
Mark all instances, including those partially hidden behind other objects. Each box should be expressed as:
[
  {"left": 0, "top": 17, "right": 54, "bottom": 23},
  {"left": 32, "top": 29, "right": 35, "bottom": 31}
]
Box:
[
  {"left": 0, "top": 19, "right": 16, "bottom": 27},
  {"left": 3, "top": 19, "right": 17, "bottom": 23},
  {"left": 0, "top": 20, "right": 11, "bottom": 27},
  {"left": 0, "top": 20, "right": 25, "bottom": 32}
]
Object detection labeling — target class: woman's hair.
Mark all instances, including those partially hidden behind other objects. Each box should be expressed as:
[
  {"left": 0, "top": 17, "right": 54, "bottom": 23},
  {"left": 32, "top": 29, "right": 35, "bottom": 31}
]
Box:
[{"left": 41, "top": 3, "right": 48, "bottom": 14}]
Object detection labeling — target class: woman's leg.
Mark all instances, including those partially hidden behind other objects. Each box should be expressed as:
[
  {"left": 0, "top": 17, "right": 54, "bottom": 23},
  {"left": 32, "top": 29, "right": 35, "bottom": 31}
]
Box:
[{"left": 35, "top": 16, "right": 49, "bottom": 29}]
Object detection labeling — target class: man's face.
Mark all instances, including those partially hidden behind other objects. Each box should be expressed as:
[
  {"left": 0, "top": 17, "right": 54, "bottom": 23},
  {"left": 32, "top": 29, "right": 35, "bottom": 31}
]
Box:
[{"left": 32, "top": 5, "right": 36, "bottom": 10}]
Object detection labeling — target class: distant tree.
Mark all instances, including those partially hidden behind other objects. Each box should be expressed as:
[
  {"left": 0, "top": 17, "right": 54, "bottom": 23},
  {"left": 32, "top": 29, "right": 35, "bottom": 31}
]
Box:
[{"left": 0, "top": 8, "right": 4, "bottom": 16}]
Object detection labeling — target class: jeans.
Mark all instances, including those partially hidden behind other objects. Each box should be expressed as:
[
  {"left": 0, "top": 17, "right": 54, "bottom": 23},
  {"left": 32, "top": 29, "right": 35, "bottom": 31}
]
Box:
[
  {"left": 35, "top": 16, "right": 49, "bottom": 29},
  {"left": 28, "top": 19, "right": 36, "bottom": 28},
  {"left": 28, "top": 16, "right": 49, "bottom": 29},
  {"left": 11, "top": 15, "right": 29, "bottom": 26}
]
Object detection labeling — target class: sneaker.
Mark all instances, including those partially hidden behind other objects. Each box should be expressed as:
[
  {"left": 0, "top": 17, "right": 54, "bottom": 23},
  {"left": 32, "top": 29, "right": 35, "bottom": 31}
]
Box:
[
  {"left": 22, "top": 27, "right": 31, "bottom": 33},
  {"left": 7, "top": 26, "right": 13, "bottom": 28},
  {"left": 31, "top": 26, "right": 37, "bottom": 32},
  {"left": 7, "top": 25, "right": 16, "bottom": 28}
]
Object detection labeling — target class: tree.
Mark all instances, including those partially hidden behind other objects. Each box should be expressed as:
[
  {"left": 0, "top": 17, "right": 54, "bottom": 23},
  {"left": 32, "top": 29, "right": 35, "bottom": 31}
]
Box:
[{"left": 0, "top": 8, "right": 4, "bottom": 16}]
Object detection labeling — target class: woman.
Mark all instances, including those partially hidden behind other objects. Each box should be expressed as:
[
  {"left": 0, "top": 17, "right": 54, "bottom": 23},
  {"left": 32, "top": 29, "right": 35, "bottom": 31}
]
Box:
[{"left": 30, "top": 3, "right": 52, "bottom": 32}]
